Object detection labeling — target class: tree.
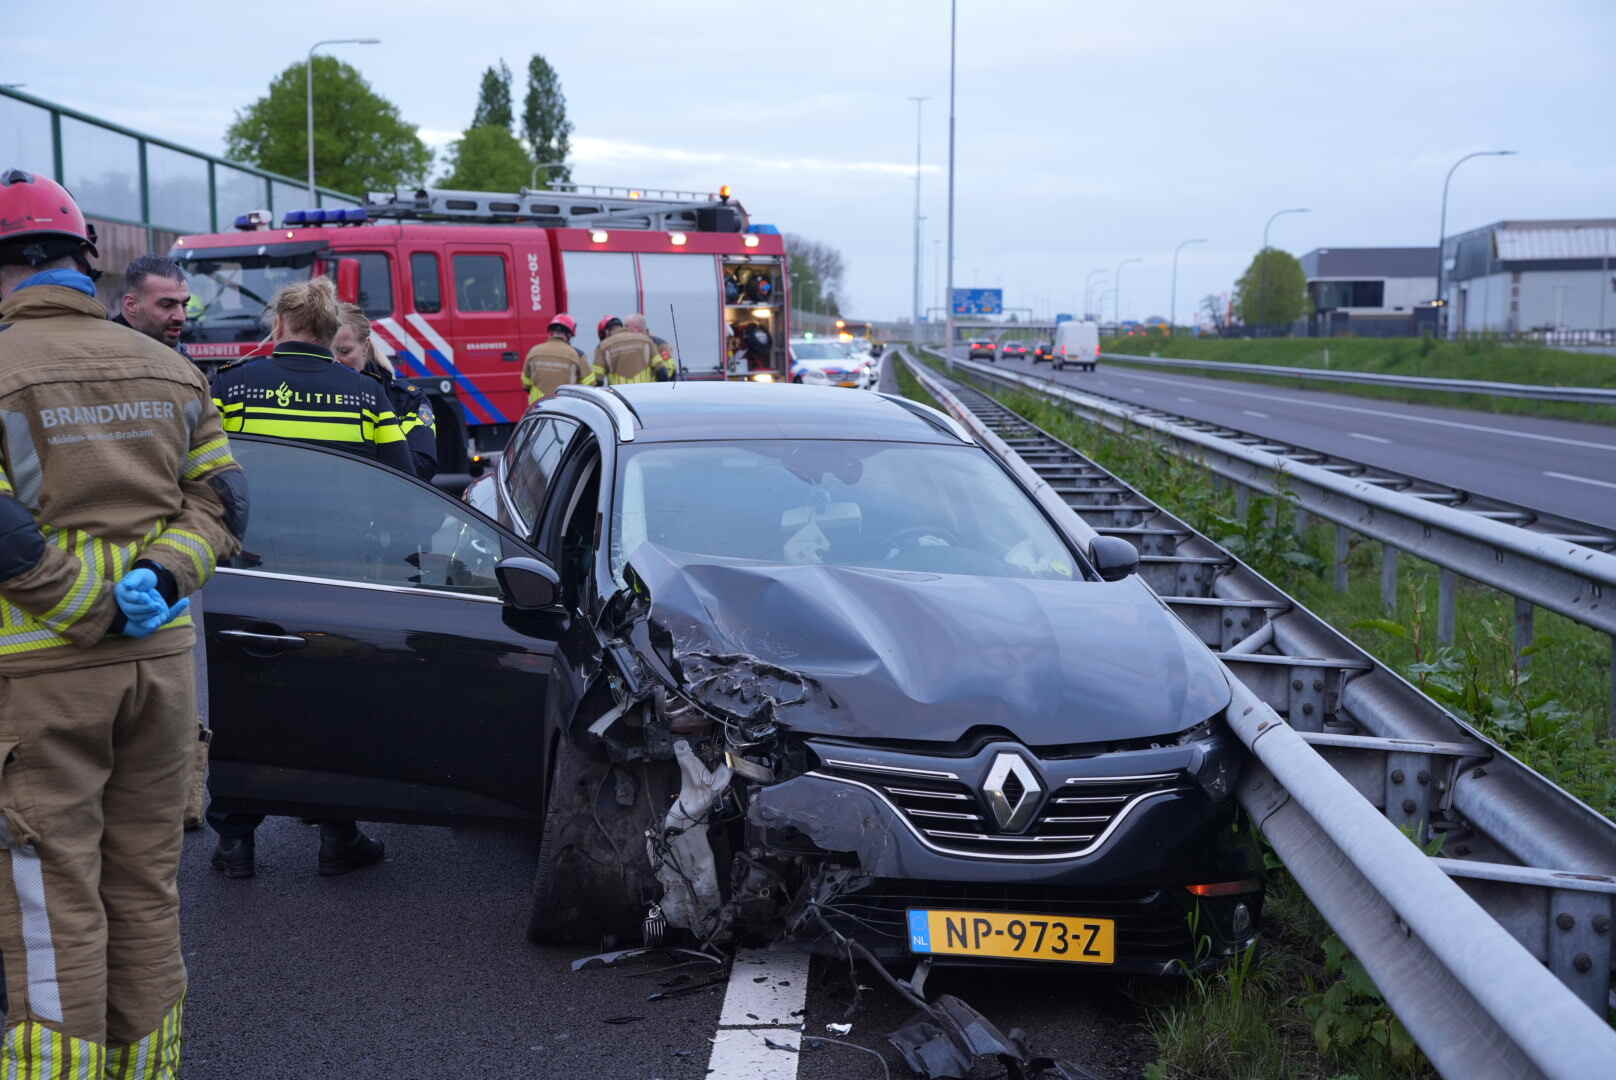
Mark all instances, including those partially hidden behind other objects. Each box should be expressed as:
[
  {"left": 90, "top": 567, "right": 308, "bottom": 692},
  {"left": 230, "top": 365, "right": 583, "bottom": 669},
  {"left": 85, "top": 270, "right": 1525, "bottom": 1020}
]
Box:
[
  {"left": 225, "top": 57, "right": 431, "bottom": 195},
  {"left": 471, "top": 61, "right": 514, "bottom": 131},
  {"left": 1200, "top": 293, "right": 1229, "bottom": 335},
  {"left": 438, "top": 125, "right": 534, "bottom": 191},
  {"left": 784, "top": 234, "right": 846, "bottom": 315},
  {"left": 522, "top": 55, "right": 574, "bottom": 185},
  {"left": 1235, "top": 248, "right": 1308, "bottom": 332}
]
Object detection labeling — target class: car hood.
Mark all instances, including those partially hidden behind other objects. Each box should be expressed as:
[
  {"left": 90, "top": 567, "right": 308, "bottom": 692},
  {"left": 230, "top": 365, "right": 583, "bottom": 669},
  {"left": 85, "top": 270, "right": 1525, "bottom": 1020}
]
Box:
[{"left": 622, "top": 544, "right": 1230, "bottom": 746}]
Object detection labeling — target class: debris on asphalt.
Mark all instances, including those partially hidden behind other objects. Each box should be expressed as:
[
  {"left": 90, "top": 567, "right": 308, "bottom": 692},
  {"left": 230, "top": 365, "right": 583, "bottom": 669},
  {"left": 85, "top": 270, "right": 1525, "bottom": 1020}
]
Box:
[
  {"left": 601, "top": 1015, "right": 643, "bottom": 1025},
  {"left": 826, "top": 1022, "right": 853, "bottom": 1036}
]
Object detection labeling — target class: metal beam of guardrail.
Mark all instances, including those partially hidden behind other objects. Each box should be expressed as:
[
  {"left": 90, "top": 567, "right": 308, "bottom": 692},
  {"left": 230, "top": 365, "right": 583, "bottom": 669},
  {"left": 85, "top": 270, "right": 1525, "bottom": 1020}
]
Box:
[
  {"left": 1101, "top": 350, "right": 1616, "bottom": 404},
  {"left": 900, "top": 350, "right": 1616, "bottom": 1079}
]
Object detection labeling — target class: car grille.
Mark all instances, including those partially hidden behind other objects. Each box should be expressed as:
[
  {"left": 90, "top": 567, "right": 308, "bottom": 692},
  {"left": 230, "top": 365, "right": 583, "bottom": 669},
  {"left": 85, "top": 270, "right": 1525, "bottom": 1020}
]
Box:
[
  {"left": 813, "top": 759, "right": 1188, "bottom": 860},
  {"left": 820, "top": 880, "right": 1195, "bottom": 964}
]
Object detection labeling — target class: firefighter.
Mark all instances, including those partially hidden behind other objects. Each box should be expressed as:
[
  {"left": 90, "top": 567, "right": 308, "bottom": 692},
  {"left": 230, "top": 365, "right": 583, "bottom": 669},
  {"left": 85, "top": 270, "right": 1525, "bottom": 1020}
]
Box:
[
  {"left": 210, "top": 278, "right": 413, "bottom": 474},
  {"left": 521, "top": 313, "right": 590, "bottom": 404},
  {"left": 0, "top": 168, "right": 246, "bottom": 1075},
  {"left": 588, "top": 312, "right": 675, "bottom": 386},
  {"left": 333, "top": 303, "right": 438, "bottom": 481},
  {"left": 206, "top": 278, "right": 397, "bottom": 877}
]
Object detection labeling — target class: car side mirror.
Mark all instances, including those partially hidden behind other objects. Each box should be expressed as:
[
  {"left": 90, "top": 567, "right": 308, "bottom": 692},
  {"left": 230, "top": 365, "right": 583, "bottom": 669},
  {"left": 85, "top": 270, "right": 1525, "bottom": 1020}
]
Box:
[
  {"left": 1088, "top": 536, "right": 1139, "bottom": 582},
  {"left": 496, "top": 556, "right": 561, "bottom": 610}
]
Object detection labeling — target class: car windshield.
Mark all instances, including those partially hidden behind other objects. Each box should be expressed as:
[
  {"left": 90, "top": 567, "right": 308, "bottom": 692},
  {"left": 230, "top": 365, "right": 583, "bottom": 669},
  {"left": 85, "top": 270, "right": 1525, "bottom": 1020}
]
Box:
[
  {"left": 180, "top": 248, "right": 317, "bottom": 343},
  {"left": 792, "top": 342, "right": 842, "bottom": 359},
  {"left": 611, "top": 440, "right": 1078, "bottom": 583}
]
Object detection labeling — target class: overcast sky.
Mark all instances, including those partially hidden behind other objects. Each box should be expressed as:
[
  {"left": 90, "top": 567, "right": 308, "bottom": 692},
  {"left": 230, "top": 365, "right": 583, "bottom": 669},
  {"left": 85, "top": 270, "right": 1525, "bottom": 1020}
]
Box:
[{"left": 9, "top": 1, "right": 1614, "bottom": 323}]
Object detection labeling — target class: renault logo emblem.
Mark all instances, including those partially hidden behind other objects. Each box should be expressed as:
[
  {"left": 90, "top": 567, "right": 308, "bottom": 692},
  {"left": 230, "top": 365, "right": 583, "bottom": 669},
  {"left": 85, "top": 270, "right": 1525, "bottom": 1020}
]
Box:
[{"left": 981, "top": 752, "right": 1042, "bottom": 832}]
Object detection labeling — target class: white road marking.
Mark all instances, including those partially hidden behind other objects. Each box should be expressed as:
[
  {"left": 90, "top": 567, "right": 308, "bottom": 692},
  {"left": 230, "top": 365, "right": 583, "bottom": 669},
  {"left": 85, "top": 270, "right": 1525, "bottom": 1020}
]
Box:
[
  {"left": 1177, "top": 396, "right": 1195, "bottom": 403},
  {"left": 707, "top": 947, "right": 811, "bottom": 1080},
  {"left": 1544, "top": 470, "right": 1616, "bottom": 491},
  {"left": 1105, "top": 368, "right": 1616, "bottom": 453},
  {"left": 1242, "top": 410, "right": 1270, "bottom": 419},
  {"left": 1349, "top": 432, "right": 1392, "bottom": 444}
]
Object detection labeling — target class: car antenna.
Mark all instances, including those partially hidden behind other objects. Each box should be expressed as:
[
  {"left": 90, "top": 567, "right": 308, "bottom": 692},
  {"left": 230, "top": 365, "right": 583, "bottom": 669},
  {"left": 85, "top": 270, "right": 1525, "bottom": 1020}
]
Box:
[{"left": 667, "top": 303, "right": 685, "bottom": 384}]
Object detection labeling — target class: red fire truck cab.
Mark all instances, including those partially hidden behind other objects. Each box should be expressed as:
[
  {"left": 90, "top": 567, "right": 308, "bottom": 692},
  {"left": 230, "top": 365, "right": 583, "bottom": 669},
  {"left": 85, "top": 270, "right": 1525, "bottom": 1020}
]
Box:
[{"left": 171, "top": 184, "right": 791, "bottom": 462}]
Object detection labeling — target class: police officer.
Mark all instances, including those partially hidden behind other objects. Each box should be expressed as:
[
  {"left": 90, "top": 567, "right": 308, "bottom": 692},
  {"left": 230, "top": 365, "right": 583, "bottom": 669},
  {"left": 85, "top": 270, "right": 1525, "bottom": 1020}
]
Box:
[
  {"left": 588, "top": 312, "right": 675, "bottom": 386},
  {"left": 0, "top": 168, "right": 246, "bottom": 1075},
  {"left": 334, "top": 303, "right": 437, "bottom": 481},
  {"left": 522, "top": 313, "right": 590, "bottom": 404},
  {"left": 207, "top": 278, "right": 400, "bottom": 877},
  {"left": 211, "top": 278, "right": 412, "bottom": 474}
]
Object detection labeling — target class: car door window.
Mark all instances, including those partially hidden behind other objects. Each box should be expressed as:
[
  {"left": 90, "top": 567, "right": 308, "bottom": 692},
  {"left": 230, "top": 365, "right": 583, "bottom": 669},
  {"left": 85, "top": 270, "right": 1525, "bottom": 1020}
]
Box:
[
  {"left": 504, "top": 417, "right": 577, "bottom": 531},
  {"left": 453, "top": 253, "right": 509, "bottom": 312},
  {"left": 227, "top": 437, "right": 502, "bottom": 595}
]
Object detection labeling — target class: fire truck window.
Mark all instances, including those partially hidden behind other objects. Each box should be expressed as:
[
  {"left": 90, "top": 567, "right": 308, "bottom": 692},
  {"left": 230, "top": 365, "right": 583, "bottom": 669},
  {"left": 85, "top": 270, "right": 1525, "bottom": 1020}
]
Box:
[
  {"left": 411, "top": 253, "right": 442, "bottom": 314},
  {"left": 454, "top": 254, "right": 509, "bottom": 313},
  {"left": 560, "top": 251, "right": 638, "bottom": 356},
  {"left": 640, "top": 253, "right": 722, "bottom": 375},
  {"left": 351, "top": 252, "right": 394, "bottom": 318}
]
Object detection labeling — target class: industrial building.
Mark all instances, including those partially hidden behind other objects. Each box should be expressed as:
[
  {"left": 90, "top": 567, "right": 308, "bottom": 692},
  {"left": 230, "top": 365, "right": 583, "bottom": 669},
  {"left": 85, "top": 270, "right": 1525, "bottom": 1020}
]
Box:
[
  {"left": 1298, "top": 247, "right": 1437, "bottom": 337},
  {"left": 1444, "top": 219, "right": 1616, "bottom": 339}
]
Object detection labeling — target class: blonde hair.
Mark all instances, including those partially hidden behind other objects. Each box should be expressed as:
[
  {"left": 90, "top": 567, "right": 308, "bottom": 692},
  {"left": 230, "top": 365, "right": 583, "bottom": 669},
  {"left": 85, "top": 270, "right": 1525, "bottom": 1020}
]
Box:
[
  {"left": 336, "top": 302, "right": 393, "bottom": 375},
  {"left": 270, "top": 276, "right": 341, "bottom": 344}
]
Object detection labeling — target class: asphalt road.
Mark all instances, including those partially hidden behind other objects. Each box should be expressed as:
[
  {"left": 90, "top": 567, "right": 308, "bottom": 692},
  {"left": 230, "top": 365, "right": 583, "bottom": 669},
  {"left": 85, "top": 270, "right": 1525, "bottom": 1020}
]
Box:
[{"left": 957, "top": 350, "right": 1616, "bottom": 530}]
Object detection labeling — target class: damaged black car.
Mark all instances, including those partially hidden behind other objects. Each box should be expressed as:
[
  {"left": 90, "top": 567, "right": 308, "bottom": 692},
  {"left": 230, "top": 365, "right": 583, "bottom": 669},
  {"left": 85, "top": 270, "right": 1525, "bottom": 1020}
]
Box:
[{"left": 205, "top": 382, "right": 1261, "bottom": 975}]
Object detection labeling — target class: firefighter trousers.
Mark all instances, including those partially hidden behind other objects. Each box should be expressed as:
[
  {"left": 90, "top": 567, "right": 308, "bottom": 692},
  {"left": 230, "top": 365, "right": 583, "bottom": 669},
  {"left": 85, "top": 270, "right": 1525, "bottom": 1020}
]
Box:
[{"left": 0, "top": 651, "right": 193, "bottom": 1077}]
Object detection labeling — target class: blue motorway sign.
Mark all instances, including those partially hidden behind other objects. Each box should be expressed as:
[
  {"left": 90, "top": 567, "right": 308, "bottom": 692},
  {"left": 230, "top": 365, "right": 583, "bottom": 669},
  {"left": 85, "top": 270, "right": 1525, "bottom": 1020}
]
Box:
[
  {"left": 1055, "top": 313, "right": 1074, "bottom": 324},
  {"left": 951, "top": 288, "right": 1003, "bottom": 316}
]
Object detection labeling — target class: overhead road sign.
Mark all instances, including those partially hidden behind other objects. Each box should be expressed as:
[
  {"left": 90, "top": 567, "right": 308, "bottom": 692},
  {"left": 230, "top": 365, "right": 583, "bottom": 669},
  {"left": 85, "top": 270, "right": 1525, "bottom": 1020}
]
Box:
[{"left": 951, "top": 288, "right": 1003, "bottom": 315}]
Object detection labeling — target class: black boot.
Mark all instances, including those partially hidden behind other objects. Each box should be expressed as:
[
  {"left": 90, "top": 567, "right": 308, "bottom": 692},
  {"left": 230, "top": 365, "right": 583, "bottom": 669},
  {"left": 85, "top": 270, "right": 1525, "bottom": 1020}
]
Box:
[
  {"left": 318, "top": 821, "right": 385, "bottom": 876},
  {"left": 210, "top": 836, "right": 255, "bottom": 879}
]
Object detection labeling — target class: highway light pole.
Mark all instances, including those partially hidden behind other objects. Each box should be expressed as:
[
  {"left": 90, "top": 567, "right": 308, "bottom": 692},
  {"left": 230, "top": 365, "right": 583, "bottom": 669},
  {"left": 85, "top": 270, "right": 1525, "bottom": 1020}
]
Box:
[
  {"left": 909, "top": 96, "right": 928, "bottom": 340},
  {"left": 1258, "top": 208, "right": 1308, "bottom": 335},
  {"left": 1436, "top": 150, "right": 1515, "bottom": 338},
  {"left": 944, "top": 0, "right": 957, "bottom": 369},
  {"left": 1170, "top": 238, "right": 1207, "bottom": 334},
  {"left": 1084, "top": 269, "right": 1107, "bottom": 321},
  {"left": 1114, "top": 257, "right": 1141, "bottom": 328},
  {"left": 307, "top": 37, "right": 380, "bottom": 198}
]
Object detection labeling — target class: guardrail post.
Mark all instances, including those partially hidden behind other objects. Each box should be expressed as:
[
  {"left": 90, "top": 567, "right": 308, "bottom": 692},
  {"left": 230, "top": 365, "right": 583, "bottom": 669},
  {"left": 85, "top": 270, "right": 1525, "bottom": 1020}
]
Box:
[
  {"left": 1334, "top": 525, "right": 1349, "bottom": 593},
  {"left": 1608, "top": 636, "right": 1615, "bottom": 739},
  {"left": 1381, "top": 545, "right": 1399, "bottom": 614},
  {"left": 1438, "top": 569, "right": 1458, "bottom": 644},
  {"left": 1513, "top": 599, "right": 1535, "bottom": 672},
  {"left": 1235, "top": 484, "right": 1249, "bottom": 520},
  {"left": 1295, "top": 507, "right": 1310, "bottom": 533}
]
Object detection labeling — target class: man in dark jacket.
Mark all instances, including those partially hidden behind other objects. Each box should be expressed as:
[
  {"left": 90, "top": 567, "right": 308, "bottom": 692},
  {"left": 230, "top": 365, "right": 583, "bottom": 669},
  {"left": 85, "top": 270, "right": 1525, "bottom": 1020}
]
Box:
[{"left": 112, "top": 255, "right": 193, "bottom": 355}]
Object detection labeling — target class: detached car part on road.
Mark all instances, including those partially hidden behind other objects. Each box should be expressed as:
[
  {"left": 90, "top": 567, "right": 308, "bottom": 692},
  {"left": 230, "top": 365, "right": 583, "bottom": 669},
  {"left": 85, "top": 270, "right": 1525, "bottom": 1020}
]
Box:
[{"left": 206, "top": 384, "right": 1261, "bottom": 974}]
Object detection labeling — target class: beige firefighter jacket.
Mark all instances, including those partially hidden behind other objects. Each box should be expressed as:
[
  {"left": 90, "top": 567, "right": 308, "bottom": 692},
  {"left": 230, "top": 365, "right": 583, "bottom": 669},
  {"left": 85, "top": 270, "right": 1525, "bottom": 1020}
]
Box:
[
  {"left": 588, "top": 330, "right": 674, "bottom": 386},
  {"left": 522, "top": 338, "right": 591, "bottom": 402}
]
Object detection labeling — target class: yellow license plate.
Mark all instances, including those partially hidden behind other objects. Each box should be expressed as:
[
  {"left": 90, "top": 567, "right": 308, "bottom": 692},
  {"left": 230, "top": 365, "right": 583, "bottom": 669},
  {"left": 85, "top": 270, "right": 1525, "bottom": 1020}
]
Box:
[{"left": 907, "top": 909, "right": 1115, "bottom": 964}]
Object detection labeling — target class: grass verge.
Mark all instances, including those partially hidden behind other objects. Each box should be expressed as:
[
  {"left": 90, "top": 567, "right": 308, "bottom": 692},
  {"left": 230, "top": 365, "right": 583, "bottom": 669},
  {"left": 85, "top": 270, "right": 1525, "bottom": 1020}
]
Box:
[
  {"left": 1097, "top": 335, "right": 1616, "bottom": 426},
  {"left": 902, "top": 350, "right": 1616, "bottom": 1075}
]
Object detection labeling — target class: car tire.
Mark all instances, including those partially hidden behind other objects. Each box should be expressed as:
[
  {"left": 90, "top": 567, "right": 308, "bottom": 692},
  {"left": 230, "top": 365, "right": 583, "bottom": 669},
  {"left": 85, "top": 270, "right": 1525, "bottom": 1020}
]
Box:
[{"left": 527, "top": 734, "right": 670, "bottom": 946}]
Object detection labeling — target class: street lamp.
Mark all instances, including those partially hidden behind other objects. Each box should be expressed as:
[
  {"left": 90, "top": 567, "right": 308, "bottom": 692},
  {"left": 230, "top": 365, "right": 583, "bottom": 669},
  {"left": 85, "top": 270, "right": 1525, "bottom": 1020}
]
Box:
[
  {"left": 527, "top": 162, "right": 571, "bottom": 190},
  {"left": 1257, "top": 208, "right": 1309, "bottom": 336},
  {"left": 1170, "top": 238, "right": 1207, "bottom": 334},
  {"left": 944, "top": 0, "right": 958, "bottom": 367},
  {"left": 307, "top": 38, "right": 380, "bottom": 197},
  {"left": 908, "top": 96, "right": 928, "bottom": 340},
  {"left": 1114, "top": 257, "right": 1142, "bottom": 327},
  {"left": 1084, "top": 269, "right": 1107, "bottom": 320},
  {"left": 1436, "top": 150, "right": 1515, "bottom": 338}
]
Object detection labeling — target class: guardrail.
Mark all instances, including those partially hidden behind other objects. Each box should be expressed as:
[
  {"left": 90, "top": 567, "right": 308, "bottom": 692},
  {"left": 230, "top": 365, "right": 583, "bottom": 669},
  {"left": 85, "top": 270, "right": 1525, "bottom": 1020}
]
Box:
[
  {"left": 900, "top": 349, "right": 1616, "bottom": 1079},
  {"left": 938, "top": 353, "right": 1616, "bottom": 735},
  {"left": 1101, "top": 350, "right": 1616, "bottom": 404}
]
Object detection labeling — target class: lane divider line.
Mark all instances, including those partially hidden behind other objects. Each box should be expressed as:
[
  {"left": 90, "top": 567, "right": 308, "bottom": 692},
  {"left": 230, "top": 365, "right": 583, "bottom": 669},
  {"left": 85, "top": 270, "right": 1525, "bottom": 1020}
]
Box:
[
  {"left": 1349, "top": 432, "right": 1393, "bottom": 444},
  {"left": 707, "top": 947, "right": 811, "bottom": 1080},
  {"left": 1544, "top": 470, "right": 1616, "bottom": 491},
  {"left": 1243, "top": 410, "right": 1270, "bottom": 419}
]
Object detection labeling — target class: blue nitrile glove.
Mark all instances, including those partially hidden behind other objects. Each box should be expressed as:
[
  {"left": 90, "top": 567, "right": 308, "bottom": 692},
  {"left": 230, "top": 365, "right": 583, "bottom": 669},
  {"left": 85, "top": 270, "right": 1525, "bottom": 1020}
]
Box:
[
  {"left": 115, "top": 568, "right": 190, "bottom": 638},
  {"left": 115, "top": 568, "right": 166, "bottom": 621}
]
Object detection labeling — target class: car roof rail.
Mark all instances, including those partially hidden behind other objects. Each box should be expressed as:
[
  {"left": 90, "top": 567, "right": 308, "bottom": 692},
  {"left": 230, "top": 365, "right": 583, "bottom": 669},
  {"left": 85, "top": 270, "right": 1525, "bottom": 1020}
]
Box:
[
  {"left": 554, "top": 386, "right": 639, "bottom": 442},
  {"left": 877, "top": 394, "right": 975, "bottom": 445}
]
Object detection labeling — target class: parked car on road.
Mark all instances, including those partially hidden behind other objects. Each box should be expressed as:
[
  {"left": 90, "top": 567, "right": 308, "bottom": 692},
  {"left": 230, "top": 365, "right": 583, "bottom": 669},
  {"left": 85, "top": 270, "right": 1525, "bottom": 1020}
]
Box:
[{"left": 208, "top": 384, "right": 1261, "bottom": 974}]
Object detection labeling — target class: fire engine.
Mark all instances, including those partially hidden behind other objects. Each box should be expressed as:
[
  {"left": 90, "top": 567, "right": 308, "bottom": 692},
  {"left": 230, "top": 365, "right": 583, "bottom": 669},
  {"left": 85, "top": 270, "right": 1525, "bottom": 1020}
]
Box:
[{"left": 170, "top": 183, "right": 791, "bottom": 465}]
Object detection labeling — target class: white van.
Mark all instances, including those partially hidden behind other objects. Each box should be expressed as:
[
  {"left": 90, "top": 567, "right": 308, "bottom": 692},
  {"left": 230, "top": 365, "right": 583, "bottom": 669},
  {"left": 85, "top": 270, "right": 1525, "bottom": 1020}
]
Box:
[{"left": 1053, "top": 320, "right": 1100, "bottom": 372}]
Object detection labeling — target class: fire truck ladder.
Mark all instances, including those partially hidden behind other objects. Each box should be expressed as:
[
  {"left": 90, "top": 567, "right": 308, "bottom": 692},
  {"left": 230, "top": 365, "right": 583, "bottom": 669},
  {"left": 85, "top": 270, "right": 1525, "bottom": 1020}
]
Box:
[{"left": 361, "top": 184, "right": 750, "bottom": 232}]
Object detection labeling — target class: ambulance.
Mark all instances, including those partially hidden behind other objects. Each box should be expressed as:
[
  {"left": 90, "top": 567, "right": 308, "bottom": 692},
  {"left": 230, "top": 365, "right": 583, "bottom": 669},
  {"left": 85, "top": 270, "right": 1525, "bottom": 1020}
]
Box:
[{"left": 170, "top": 183, "right": 791, "bottom": 463}]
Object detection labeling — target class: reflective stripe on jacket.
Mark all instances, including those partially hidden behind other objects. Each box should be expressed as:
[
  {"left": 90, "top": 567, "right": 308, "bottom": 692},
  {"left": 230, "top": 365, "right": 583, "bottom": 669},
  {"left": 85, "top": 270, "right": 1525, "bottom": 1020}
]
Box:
[{"left": 587, "top": 330, "right": 674, "bottom": 386}]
